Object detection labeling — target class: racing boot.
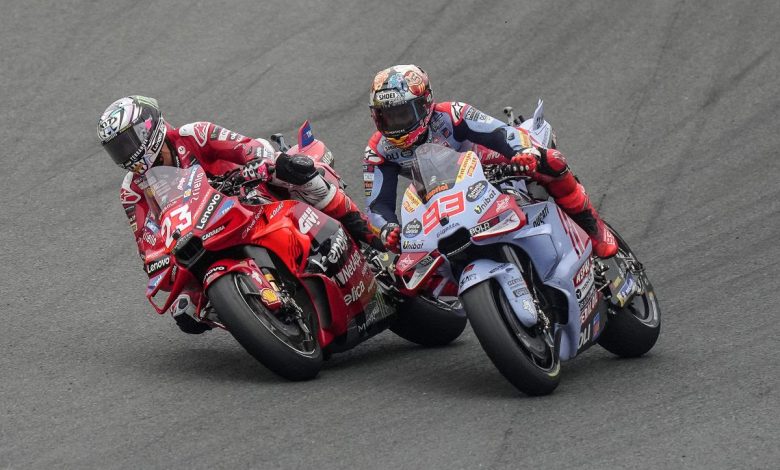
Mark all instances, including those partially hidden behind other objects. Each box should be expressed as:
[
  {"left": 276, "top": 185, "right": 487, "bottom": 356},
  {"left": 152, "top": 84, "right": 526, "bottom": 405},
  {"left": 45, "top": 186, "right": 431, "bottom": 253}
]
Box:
[
  {"left": 535, "top": 149, "right": 618, "bottom": 258},
  {"left": 275, "top": 153, "right": 385, "bottom": 251}
]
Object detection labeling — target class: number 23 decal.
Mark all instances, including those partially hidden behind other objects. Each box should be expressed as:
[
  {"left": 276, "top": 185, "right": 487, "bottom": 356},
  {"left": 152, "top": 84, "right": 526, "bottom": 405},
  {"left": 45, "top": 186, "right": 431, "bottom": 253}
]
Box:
[{"left": 162, "top": 205, "right": 192, "bottom": 248}]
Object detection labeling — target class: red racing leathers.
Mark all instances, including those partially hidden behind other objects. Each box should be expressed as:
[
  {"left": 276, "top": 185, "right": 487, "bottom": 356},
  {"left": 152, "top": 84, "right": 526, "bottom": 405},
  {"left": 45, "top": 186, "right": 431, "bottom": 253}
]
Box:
[{"left": 120, "top": 121, "right": 377, "bottom": 325}]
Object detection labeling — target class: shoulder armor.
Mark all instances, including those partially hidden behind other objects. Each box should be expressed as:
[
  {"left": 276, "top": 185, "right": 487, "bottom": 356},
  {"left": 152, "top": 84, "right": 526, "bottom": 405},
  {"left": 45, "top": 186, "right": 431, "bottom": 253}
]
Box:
[
  {"left": 120, "top": 172, "right": 141, "bottom": 204},
  {"left": 178, "top": 121, "right": 211, "bottom": 147}
]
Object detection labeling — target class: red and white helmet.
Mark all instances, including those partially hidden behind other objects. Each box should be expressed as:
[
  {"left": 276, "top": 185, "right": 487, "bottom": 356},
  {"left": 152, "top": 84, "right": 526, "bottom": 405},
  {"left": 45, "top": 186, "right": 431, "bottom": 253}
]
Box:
[
  {"left": 369, "top": 64, "right": 433, "bottom": 149},
  {"left": 98, "top": 95, "right": 167, "bottom": 174}
]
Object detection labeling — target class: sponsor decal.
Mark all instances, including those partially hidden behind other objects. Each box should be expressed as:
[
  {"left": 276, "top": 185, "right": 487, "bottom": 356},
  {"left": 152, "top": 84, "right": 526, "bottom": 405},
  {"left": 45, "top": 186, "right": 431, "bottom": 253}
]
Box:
[
  {"left": 425, "top": 184, "right": 449, "bottom": 199},
  {"left": 120, "top": 186, "right": 141, "bottom": 204},
  {"left": 402, "top": 219, "right": 422, "bottom": 238},
  {"left": 402, "top": 240, "right": 424, "bottom": 250},
  {"left": 179, "top": 122, "right": 209, "bottom": 147},
  {"left": 335, "top": 250, "right": 363, "bottom": 286},
  {"left": 489, "top": 264, "right": 508, "bottom": 274},
  {"left": 507, "top": 277, "right": 523, "bottom": 287},
  {"left": 574, "top": 258, "right": 593, "bottom": 286},
  {"left": 241, "top": 210, "right": 263, "bottom": 238},
  {"left": 215, "top": 199, "right": 234, "bottom": 219},
  {"left": 512, "top": 287, "right": 530, "bottom": 297},
  {"left": 327, "top": 229, "right": 350, "bottom": 264},
  {"left": 376, "top": 90, "right": 402, "bottom": 102},
  {"left": 456, "top": 152, "right": 478, "bottom": 182},
  {"left": 204, "top": 265, "right": 226, "bottom": 282},
  {"left": 218, "top": 128, "right": 230, "bottom": 141},
  {"left": 260, "top": 288, "right": 279, "bottom": 304},
  {"left": 451, "top": 102, "right": 465, "bottom": 122},
  {"left": 402, "top": 187, "right": 422, "bottom": 213},
  {"left": 145, "top": 256, "right": 170, "bottom": 275},
  {"left": 578, "top": 288, "right": 599, "bottom": 324},
  {"left": 592, "top": 312, "right": 601, "bottom": 337},
  {"left": 519, "top": 131, "right": 532, "bottom": 148},
  {"left": 142, "top": 230, "right": 157, "bottom": 245},
  {"left": 435, "top": 223, "right": 458, "bottom": 238},
  {"left": 473, "top": 189, "right": 497, "bottom": 214},
  {"left": 267, "top": 202, "right": 285, "bottom": 219},
  {"left": 459, "top": 273, "right": 477, "bottom": 287},
  {"left": 578, "top": 323, "right": 592, "bottom": 349},
  {"left": 495, "top": 195, "right": 511, "bottom": 212},
  {"left": 396, "top": 254, "right": 415, "bottom": 272},
  {"left": 202, "top": 225, "right": 225, "bottom": 241},
  {"left": 298, "top": 207, "right": 320, "bottom": 234},
  {"left": 418, "top": 255, "right": 434, "bottom": 268},
  {"left": 363, "top": 163, "right": 375, "bottom": 174},
  {"left": 364, "top": 180, "right": 373, "bottom": 197},
  {"left": 532, "top": 205, "right": 549, "bottom": 227},
  {"left": 469, "top": 219, "right": 494, "bottom": 237},
  {"left": 343, "top": 280, "right": 365, "bottom": 305},
  {"left": 466, "top": 181, "right": 488, "bottom": 202},
  {"left": 465, "top": 107, "right": 490, "bottom": 123},
  {"left": 196, "top": 193, "right": 222, "bottom": 230}
]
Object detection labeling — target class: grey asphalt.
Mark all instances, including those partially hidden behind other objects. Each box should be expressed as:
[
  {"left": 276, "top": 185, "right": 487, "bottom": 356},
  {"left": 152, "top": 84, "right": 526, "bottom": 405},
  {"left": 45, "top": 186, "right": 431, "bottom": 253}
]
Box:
[{"left": 1, "top": 0, "right": 778, "bottom": 468}]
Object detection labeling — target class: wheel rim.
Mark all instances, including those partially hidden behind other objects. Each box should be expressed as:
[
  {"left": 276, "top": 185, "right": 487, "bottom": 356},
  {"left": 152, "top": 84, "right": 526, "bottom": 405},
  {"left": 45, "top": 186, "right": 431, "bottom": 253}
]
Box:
[
  {"left": 612, "top": 246, "right": 661, "bottom": 328},
  {"left": 495, "top": 285, "right": 558, "bottom": 372},
  {"left": 234, "top": 275, "right": 318, "bottom": 356}
]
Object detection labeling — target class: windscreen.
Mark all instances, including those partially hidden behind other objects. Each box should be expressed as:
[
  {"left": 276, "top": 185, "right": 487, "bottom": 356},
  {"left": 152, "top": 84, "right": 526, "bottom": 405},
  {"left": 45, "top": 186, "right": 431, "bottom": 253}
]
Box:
[{"left": 412, "top": 144, "right": 468, "bottom": 202}]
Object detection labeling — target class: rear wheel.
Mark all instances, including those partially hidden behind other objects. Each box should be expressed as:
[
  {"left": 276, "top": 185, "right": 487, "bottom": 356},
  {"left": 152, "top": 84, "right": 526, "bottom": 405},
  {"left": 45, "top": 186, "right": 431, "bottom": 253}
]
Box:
[
  {"left": 461, "top": 280, "right": 560, "bottom": 396},
  {"left": 389, "top": 295, "right": 467, "bottom": 347},
  {"left": 597, "top": 224, "right": 661, "bottom": 357},
  {"left": 208, "top": 273, "right": 322, "bottom": 380}
]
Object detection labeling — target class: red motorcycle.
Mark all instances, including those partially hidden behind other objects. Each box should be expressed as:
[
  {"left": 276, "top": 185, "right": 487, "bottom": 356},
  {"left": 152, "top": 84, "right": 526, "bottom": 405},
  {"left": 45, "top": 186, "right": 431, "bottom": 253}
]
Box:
[{"left": 141, "top": 121, "right": 466, "bottom": 380}]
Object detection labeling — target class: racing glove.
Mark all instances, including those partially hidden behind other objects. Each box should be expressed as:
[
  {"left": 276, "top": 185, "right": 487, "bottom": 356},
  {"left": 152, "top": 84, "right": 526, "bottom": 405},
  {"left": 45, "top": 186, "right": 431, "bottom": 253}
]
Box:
[
  {"left": 241, "top": 158, "right": 273, "bottom": 183},
  {"left": 380, "top": 223, "right": 401, "bottom": 253},
  {"left": 509, "top": 148, "right": 541, "bottom": 175}
]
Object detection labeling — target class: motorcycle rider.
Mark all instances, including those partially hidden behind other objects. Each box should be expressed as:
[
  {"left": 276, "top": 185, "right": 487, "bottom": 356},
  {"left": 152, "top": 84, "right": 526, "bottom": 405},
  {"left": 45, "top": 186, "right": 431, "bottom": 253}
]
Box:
[
  {"left": 364, "top": 65, "right": 618, "bottom": 258},
  {"left": 99, "top": 95, "right": 381, "bottom": 334}
]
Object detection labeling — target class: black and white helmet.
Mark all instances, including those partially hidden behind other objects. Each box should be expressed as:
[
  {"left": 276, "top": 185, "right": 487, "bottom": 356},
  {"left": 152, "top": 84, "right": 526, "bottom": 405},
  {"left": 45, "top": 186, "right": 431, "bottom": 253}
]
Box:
[{"left": 98, "top": 95, "right": 167, "bottom": 174}]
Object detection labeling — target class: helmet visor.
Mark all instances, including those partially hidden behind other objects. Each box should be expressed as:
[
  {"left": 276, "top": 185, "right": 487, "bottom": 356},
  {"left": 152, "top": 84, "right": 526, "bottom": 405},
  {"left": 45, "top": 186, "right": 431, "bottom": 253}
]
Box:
[
  {"left": 104, "top": 116, "right": 163, "bottom": 171},
  {"left": 371, "top": 96, "right": 429, "bottom": 136}
]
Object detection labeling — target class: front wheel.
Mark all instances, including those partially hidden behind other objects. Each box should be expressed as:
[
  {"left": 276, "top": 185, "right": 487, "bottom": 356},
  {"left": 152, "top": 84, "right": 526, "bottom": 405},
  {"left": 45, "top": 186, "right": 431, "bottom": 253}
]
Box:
[
  {"left": 461, "top": 280, "right": 560, "bottom": 396},
  {"left": 597, "top": 223, "right": 661, "bottom": 358},
  {"left": 389, "top": 295, "right": 467, "bottom": 347},
  {"left": 208, "top": 273, "right": 322, "bottom": 380}
]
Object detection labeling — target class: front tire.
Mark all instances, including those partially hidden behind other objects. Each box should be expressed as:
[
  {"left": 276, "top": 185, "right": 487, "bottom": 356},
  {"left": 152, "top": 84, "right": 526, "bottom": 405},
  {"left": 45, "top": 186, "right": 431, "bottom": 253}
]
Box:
[
  {"left": 461, "top": 280, "right": 560, "bottom": 396},
  {"left": 389, "top": 295, "right": 467, "bottom": 347},
  {"left": 597, "top": 224, "right": 661, "bottom": 358},
  {"left": 208, "top": 273, "right": 322, "bottom": 380}
]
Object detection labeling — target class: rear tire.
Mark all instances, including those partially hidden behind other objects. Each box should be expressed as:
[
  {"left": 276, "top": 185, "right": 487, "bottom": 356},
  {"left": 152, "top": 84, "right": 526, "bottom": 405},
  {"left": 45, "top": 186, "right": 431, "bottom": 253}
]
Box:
[
  {"left": 597, "top": 224, "right": 661, "bottom": 358},
  {"left": 462, "top": 280, "right": 560, "bottom": 396},
  {"left": 389, "top": 295, "right": 467, "bottom": 347},
  {"left": 208, "top": 273, "right": 322, "bottom": 380}
]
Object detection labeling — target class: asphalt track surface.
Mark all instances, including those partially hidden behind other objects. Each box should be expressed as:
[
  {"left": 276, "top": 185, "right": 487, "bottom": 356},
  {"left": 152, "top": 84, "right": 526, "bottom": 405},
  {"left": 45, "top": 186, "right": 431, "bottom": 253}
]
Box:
[{"left": 1, "top": 0, "right": 778, "bottom": 468}]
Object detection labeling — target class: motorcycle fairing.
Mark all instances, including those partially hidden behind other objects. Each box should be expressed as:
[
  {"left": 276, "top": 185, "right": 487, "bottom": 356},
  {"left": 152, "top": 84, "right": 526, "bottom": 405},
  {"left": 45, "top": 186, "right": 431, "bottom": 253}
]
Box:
[
  {"left": 457, "top": 260, "right": 538, "bottom": 327},
  {"left": 486, "top": 200, "right": 606, "bottom": 360}
]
